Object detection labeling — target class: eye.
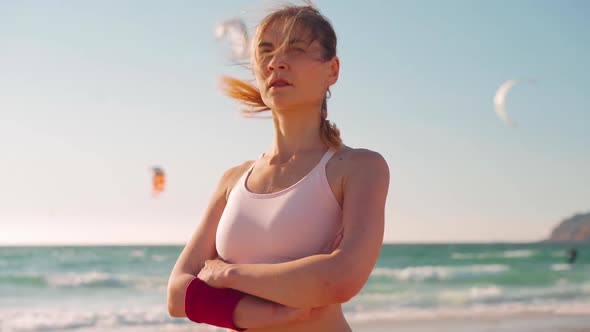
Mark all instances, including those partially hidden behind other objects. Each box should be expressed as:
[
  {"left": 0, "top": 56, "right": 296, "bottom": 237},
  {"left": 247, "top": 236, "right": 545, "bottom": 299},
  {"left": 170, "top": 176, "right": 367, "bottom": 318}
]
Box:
[{"left": 290, "top": 47, "right": 305, "bottom": 53}]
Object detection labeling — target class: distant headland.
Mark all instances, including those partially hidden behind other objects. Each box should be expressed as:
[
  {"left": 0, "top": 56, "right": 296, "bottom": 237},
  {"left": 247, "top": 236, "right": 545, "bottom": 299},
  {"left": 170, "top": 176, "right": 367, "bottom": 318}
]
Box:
[{"left": 547, "top": 211, "right": 590, "bottom": 242}]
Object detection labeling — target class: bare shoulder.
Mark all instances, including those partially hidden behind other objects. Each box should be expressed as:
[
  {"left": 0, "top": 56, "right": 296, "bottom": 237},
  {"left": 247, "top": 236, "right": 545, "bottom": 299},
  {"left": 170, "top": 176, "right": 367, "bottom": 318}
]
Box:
[
  {"left": 334, "top": 146, "right": 390, "bottom": 178},
  {"left": 218, "top": 160, "right": 256, "bottom": 200}
]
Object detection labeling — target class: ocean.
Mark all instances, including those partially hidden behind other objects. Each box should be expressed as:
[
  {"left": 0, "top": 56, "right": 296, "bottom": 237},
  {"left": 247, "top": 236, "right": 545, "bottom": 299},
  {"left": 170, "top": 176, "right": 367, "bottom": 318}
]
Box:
[{"left": 1, "top": 242, "right": 588, "bottom": 331}]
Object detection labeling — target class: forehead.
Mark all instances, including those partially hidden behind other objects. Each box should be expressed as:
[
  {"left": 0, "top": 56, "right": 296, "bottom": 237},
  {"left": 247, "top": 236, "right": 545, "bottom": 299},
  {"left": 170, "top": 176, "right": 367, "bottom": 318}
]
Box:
[{"left": 258, "top": 20, "right": 314, "bottom": 45}]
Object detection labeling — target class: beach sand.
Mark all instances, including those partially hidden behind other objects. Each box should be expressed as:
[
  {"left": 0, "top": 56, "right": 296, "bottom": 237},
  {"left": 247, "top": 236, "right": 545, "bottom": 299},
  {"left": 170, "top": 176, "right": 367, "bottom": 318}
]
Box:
[
  {"left": 64, "top": 314, "right": 590, "bottom": 332},
  {"left": 350, "top": 314, "right": 590, "bottom": 332}
]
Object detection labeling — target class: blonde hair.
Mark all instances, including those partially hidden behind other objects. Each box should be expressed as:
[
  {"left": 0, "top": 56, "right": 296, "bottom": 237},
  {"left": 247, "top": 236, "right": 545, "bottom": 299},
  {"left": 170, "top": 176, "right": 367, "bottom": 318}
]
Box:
[{"left": 220, "top": 4, "right": 342, "bottom": 150}]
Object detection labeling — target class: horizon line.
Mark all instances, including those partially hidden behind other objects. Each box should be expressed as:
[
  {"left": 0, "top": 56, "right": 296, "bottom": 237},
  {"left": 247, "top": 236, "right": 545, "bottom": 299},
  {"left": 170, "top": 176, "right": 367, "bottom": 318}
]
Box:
[{"left": 0, "top": 240, "right": 559, "bottom": 248}]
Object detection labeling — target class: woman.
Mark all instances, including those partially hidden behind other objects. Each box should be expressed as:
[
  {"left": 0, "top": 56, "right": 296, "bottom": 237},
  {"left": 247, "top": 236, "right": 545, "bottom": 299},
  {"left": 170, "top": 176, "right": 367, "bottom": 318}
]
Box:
[{"left": 167, "top": 3, "right": 389, "bottom": 331}]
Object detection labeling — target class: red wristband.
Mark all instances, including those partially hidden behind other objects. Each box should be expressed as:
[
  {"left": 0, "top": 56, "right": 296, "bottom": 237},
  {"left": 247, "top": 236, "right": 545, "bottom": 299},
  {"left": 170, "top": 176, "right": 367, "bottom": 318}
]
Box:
[{"left": 184, "top": 277, "right": 246, "bottom": 331}]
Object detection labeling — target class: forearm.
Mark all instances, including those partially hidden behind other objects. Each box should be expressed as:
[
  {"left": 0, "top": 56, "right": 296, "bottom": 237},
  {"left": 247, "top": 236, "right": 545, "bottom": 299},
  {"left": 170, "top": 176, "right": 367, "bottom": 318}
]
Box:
[
  {"left": 234, "top": 295, "right": 316, "bottom": 329},
  {"left": 169, "top": 273, "right": 312, "bottom": 329},
  {"left": 226, "top": 252, "right": 349, "bottom": 308}
]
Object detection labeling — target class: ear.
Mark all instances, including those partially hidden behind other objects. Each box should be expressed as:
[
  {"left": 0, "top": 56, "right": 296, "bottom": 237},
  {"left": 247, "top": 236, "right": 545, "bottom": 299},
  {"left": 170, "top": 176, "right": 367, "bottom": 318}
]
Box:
[{"left": 326, "top": 55, "right": 340, "bottom": 87}]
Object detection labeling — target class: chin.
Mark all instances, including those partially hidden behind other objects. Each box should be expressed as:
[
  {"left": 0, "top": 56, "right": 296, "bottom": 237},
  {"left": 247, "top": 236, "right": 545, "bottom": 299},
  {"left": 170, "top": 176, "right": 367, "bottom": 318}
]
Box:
[{"left": 265, "top": 96, "right": 299, "bottom": 110}]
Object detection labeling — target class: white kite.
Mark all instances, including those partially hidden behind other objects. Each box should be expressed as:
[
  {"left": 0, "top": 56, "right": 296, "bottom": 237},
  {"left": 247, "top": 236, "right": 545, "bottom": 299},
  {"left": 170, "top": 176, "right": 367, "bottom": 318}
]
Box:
[
  {"left": 215, "top": 18, "right": 250, "bottom": 60},
  {"left": 493, "top": 79, "right": 537, "bottom": 128},
  {"left": 493, "top": 79, "right": 519, "bottom": 127}
]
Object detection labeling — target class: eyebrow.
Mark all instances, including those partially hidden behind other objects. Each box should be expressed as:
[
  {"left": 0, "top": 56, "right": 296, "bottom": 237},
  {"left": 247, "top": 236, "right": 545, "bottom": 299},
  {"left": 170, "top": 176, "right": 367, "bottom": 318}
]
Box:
[{"left": 257, "top": 38, "right": 308, "bottom": 48}]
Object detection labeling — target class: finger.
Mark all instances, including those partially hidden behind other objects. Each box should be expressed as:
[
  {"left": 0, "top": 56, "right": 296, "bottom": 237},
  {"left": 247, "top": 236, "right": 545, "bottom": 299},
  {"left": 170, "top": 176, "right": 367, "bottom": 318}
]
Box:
[{"left": 331, "top": 233, "right": 343, "bottom": 251}]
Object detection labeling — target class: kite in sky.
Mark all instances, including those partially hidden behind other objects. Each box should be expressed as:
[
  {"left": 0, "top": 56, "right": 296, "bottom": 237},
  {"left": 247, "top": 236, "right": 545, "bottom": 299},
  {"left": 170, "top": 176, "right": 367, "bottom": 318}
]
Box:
[
  {"left": 151, "top": 167, "right": 166, "bottom": 198},
  {"left": 493, "top": 79, "right": 536, "bottom": 128},
  {"left": 214, "top": 18, "right": 250, "bottom": 61}
]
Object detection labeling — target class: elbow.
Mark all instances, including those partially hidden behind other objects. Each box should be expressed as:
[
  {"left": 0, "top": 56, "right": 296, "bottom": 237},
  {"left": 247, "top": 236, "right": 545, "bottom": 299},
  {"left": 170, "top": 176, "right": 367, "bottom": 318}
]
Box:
[
  {"left": 167, "top": 293, "right": 186, "bottom": 318},
  {"left": 166, "top": 279, "right": 187, "bottom": 318},
  {"left": 167, "top": 300, "right": 185, "bottom": 318},
  {"left": 327, "top": 251, "right": 377, "bottom": 304},
  {"left": 330, "top": 277, "right": 366, "bottom": 304}
]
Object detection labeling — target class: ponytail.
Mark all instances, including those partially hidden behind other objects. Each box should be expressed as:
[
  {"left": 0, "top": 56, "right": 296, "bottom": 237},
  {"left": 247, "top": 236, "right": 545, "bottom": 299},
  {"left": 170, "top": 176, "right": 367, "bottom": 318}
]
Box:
[
  {"left": 320, "top": 89, "right": 342, "bottom": 149},
  {"left": 221, "top": 76, "right": 343, "bottom": 150}
]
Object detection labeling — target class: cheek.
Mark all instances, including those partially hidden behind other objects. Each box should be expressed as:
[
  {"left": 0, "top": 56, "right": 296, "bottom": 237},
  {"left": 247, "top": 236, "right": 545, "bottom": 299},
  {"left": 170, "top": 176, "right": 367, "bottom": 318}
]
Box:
[
  {"left": 301, "top": 72, "right": 328, "bottom": 95},
  {"left": 253, "top": 71, "right": 268, "bottom": 91},
  {"left": 254, "top": 76, "right": 263, "bottom": 90}
]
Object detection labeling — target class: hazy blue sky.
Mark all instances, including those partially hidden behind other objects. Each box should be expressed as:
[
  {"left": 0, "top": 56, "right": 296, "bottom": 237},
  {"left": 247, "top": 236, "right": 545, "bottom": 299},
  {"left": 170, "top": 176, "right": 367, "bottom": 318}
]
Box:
[{"left": 1, "top": 0, "right": 588, "bottom": 245}]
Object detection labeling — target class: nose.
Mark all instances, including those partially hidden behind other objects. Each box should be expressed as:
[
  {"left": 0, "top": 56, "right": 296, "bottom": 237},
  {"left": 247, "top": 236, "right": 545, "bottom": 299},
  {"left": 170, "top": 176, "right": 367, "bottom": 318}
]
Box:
[{"left": 267, "top": 52, "right": 288, "bottom": 72}]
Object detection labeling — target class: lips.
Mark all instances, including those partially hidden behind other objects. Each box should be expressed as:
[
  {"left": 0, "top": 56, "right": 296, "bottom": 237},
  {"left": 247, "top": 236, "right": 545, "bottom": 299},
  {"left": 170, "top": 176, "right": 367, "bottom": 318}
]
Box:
[{"left": 268, "top": 78, "right": 292, "bottom": 88}]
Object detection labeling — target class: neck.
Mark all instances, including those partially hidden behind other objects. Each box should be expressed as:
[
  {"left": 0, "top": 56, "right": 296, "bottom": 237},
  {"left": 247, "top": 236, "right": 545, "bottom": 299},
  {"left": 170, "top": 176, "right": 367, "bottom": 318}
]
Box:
[{"left": 267, "top": 106, "right": 327, "bottom": 162}]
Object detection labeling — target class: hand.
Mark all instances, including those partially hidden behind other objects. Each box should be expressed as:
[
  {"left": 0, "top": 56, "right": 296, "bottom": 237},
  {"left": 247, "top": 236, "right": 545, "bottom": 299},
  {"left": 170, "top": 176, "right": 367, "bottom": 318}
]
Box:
[
  {"left": 320, "top": 231, "right": 344, "bottom": 254},
  {"left": 273, "top": 305, "right": 329, "bottom": 325},
  {"left": 232, "top": 295, "right": 329, "bottom": 329},
  {"left": 197, "top": 257, "right": 232, "bottom": 288}
]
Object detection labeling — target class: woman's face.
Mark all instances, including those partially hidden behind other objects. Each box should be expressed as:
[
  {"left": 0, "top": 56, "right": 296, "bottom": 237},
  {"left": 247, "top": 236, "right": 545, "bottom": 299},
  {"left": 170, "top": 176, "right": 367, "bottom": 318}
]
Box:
[{"left": 253, "top": 23, "right": 337, "bottom": 112}]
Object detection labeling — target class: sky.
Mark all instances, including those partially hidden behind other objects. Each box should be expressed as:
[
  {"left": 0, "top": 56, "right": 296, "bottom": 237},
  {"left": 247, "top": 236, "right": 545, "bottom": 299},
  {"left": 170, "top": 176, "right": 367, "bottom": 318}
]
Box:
[{"left": 1, "top": 0, "right": 589, "bottom": 245}]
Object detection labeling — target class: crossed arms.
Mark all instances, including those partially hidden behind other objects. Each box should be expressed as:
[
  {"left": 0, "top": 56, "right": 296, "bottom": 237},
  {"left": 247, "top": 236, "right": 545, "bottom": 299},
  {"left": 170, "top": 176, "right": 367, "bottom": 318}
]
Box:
[{"left": 167, "top": 150, "right": 389, "bottom": 329}]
